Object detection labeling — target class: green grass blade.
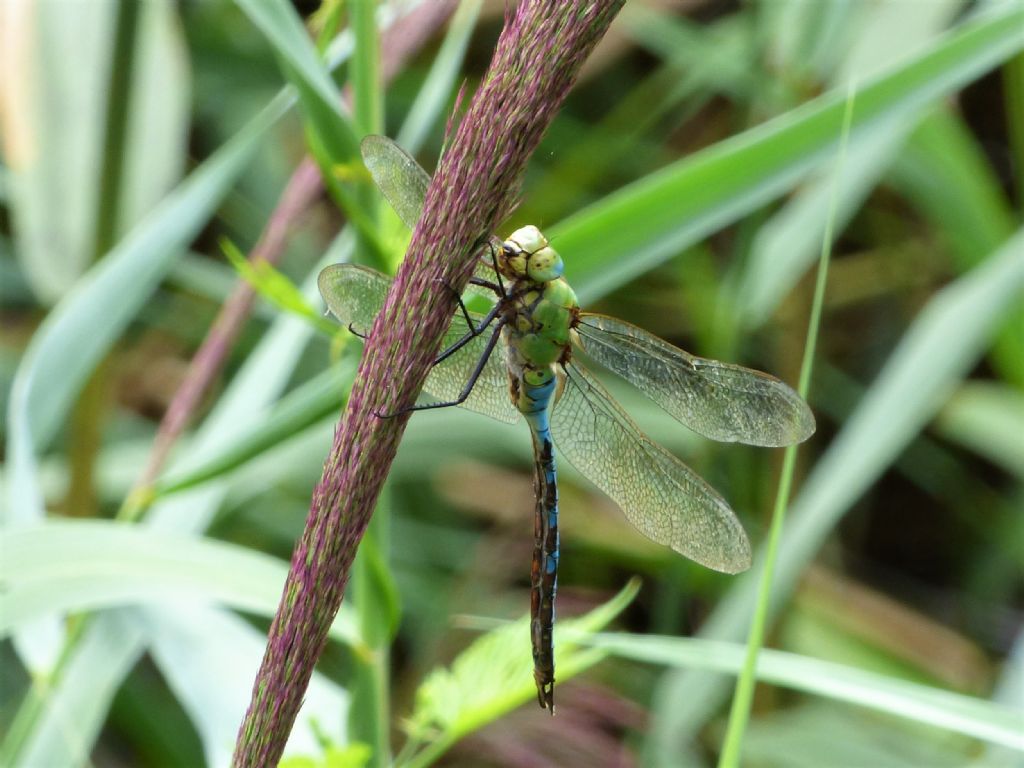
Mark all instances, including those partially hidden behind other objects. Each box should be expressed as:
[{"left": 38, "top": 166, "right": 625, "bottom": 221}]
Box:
[
  {"left": 0, "top": 519, "right": 357, "bottom": 646},
  {"left": 144, "top": 604, "right": 347, "bottom": 767},
  {"left": 1006, "top": 51, "right": 1024, "bottom": 206},
  {"left": 591, "top": 634, "right": 1024, "bottom": 751},
  {"left": 1, "top": 520, "right": 352, "bottom": 766},
  {"left": 397, "top": 0, "right": 483, "bottom": 151},
  {"left": 4, "top": 96, "right": 289, "bottom": 526},
  {"left": 6, "top": 0, "right": 189, "bottom": 302},
  {"left": 551, "top": 4, "right": 1024, "bottom": 305},
  {"left": 147, "top": 238, "right": 353, "bottom": 532},
  {"left": 653, "top": 226, "right": 1024, "bottom": 744},
  {"left": 7, "top": 236, "right": 355, "bottom": 764},
  {"left": 732, "top": 126, "right": 895, "bottom": 330},
  {"left": 935, "top": 382, "right": 1024, "bottom": 480},
  {"left": 221, "top": 238, "right": 338, "bottom": 336},
  {"left": 718, "top": 80, "right": 854, "bottom": 768},
  {"left": 233, "top": 0, "right": 353, "bottom": 135},
  {"left": 152, "top": 363, "right": 354, "bottom": 498},
  {"left": 1, "top": 610, "right": 148, "bottom": 768},
  {"left": 891, "top": 110, "right": 1017, "bottom": 263},
  {"left": 1, "top": 10, "right": 371, "bottom": 743},
  {"left": 234, "top": 0, "right": 382, "bottom": 247},
  {"left": 350, "top": 0, "right": 382, "bottom": 135},
  {"left": 889, "top": 109, "right": 1023, "bottom": 385}
]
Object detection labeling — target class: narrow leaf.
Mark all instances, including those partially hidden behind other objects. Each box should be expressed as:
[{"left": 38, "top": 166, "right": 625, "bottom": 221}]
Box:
[
  {"left": 4, "top": 97, "right": 288, "bottom": 526},
  {"left": 591, "top": 634, "right": 1024, "bottom": 750},
  {"left": 552, "top": 4, "right": 1024, "bottom": 305}
]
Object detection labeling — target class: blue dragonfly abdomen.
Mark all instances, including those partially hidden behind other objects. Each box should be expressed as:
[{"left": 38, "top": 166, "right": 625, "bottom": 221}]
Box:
[
  {"left": 520, "top": 375, "right": 559, "bottom": 711},
  {"left": 499, "top": 233, "right": 580, "bottom": 711}
]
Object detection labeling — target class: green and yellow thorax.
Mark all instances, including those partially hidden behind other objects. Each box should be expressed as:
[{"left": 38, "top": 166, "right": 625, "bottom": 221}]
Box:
[{"left": 496, "top": 226, "right": 580, "bottom": 413}]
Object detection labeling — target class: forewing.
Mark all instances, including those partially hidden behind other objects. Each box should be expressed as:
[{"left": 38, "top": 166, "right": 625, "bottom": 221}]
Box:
[
  {"left": 551, "top": 362, "right": 751, "bottom": 574},
  {"left": 361, "top": 135, "right": 429, "bottom": 230},
  {"left": 359, "top": 136, "right": 501, "bottom": 302},
  {"left": 317, "top": 263, "right": 517, "bottom": 424},
  {"left": 575, "top": 314, "right": 815, "bottom": 447},
  {"left": 467, "top": 251, "right": 502, "bottom": 298},
  {"left": 317, "top": 263, "right": 390, "bottom": 336},
  {"left": 426, "top": 319, "right": 518, "bottom": 424}
]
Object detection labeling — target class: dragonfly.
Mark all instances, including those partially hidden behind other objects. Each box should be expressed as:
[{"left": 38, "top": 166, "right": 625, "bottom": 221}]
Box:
[{"left": 318, "top": 135, "right": 816, "bottom": 712}]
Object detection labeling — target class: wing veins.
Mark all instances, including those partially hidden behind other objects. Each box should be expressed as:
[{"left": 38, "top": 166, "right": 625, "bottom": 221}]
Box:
[
  {"left": 575, "top": 314, "right": 814, "bottom": 446},
  {"left": 552, "top": 362, "right": 751, "bottom": 574},
  {"left": 318, "top": 263, "right": 517, "bottom": 424}
]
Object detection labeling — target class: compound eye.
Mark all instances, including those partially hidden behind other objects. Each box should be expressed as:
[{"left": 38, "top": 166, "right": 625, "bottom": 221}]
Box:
[
  {"left": 507, "top": 225, "right": 547, "bottom": 253},
  {"left": 499, "top": 243, "right": 528, "bottom": 278},
  {"left": 527, "top": 245, "right": 564, "bottom": 282}
]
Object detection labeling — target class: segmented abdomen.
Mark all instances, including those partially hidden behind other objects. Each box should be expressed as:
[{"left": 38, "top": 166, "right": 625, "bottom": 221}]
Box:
[{"left": 519, "top": 377, "right": 559, "bottom": 711}]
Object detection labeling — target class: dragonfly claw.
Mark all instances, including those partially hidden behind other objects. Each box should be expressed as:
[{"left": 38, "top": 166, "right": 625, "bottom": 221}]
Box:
[{"left": 534, "top": 676, "right": 555, "bottom": 713}]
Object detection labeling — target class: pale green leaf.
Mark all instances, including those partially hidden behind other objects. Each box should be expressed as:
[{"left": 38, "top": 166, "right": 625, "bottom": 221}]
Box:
[
  {"left": 591, "top": 633, "right": 1024, "bottom": 750},
  {"left": 935, "top": 382, "right": 1024, "bottom": 480},
  {"left": 0, "top": 519, "right": 357, "bottom": 646},
  {"left": 4, "top": 97, "right": 288, "bottom": 527},
  {"left": 3, "top": 0, "right": 189, "bottom": 303},
  {"left": 403, "top": 581, "right": 640, "bottom": 767}
]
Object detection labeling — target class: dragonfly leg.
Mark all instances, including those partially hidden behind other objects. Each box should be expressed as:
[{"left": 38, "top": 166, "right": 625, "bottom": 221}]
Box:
[
  {"left": 440, "top": 235, "right": 505, "bottom": 320},
  {"left": 468, "top": 276, "right": 503, "bottom": 296},
  {"left": 347, "top": 307, "right": 485, "bottom": 352},
  {"left": 375, "top": 319, "right": 506, "bottom": 418},
  {"left": 487, "top": 238, "right": 507, "bottom": 295},
  {"left": 432, "top": 301, "right": 502, "bottom": 367},
  {"left": 468, "top": 237, "right": 507, "bottom": 296},
  {"left": 433, "top": 277, "right": 480, "bottom": 335}
]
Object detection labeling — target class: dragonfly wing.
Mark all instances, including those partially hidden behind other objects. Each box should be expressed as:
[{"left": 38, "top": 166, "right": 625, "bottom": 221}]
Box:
[
  {"left": 551, "top": 362, "right": 751, "bottom": 574},
  {"left": 360, "top": 136, "right": 501, "bottom": 299},
  {"left": 317, "top": 263, "right": 518, "bottom": 424},
  {"left": 467, "top": 252, "right": 501, "bottom": 295},
  {"left": 361, "top": 135, "right": 429, "bottom": 230},
  {"left": 427, "top": 318, "right": 518, "bottom": 424},
  {"left": 318, "top": 263, "right": 390, "bottom": 336},
  {"left": 575, "top": 314, "right": 815, "bottom": 447}
]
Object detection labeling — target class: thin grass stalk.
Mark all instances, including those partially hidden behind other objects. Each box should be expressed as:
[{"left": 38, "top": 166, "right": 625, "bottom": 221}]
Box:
[
  {"left": 124, "top": 4, "right": 456, "bottom": 505},
  {"left": 717, "top": 83, "right": 857, "bottom": 768},
  {"left": 351, "top": 0, "right": 382, "bottom": 136},
  {"left": 232, "top": 2, "right": 625, "bottom": 765},
  {"left": 1006, "top": 52, "right": 1024, "bottom": 222}
]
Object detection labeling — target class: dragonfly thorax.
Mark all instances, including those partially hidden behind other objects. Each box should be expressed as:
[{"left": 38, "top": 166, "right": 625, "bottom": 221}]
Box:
[
  {"left": 503, "top": 277, "right": 580, "bottom": 412},
  {"left": 499, "top": 225, "right": 564, "bottom": 283}
]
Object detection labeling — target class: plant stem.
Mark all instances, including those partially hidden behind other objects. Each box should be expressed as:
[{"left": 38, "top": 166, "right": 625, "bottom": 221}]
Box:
[
  {"left": 232, "top": 2, "right": 625, "bottom": 765},
  {"left": 717, "top": 82, "right": 856, "bottom": 768}
]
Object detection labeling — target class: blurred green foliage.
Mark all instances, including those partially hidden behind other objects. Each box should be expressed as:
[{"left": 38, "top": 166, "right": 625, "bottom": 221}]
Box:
[{"left": 1, "top": 1, "right": 1021, "bottom": 767}]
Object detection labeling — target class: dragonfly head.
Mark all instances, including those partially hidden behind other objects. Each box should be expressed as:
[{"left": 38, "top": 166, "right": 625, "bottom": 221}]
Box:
[{"left": 500, "top": 225, "right": 564, "bottom": 283}]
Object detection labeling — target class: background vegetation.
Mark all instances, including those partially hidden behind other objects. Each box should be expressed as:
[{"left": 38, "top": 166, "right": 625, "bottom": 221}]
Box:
[{"left": 1, "top": 0, "right": 1021, "bottom": 766}]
